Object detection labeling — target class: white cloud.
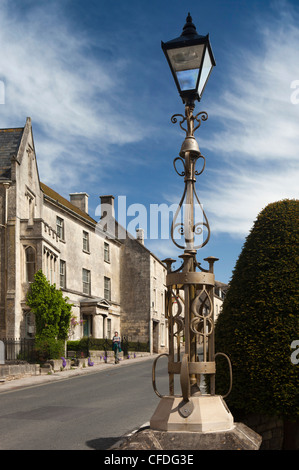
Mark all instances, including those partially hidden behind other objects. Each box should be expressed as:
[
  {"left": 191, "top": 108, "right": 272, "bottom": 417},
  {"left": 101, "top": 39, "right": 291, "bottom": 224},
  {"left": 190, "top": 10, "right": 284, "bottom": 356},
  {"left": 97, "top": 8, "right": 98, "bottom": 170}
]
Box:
[
  {"left": 203, "top": 162, "right": 299, "bottom": 237},
  {"left": 197, "top": 4, "right": 299, "bottom": 237},
  {"left": 0, "top": 1, "right": 146, "bottom": 186},
  {"left": 0, "top": 0, "right": 297, "bottom": 238}
]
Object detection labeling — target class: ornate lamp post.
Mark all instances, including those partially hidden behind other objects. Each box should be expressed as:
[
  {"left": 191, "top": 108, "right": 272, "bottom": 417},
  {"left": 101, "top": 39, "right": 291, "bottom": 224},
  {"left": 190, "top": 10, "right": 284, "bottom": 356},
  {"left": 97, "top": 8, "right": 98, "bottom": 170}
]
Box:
[{"left": 150, "top": 13, "right": 233, "bottom": 432}]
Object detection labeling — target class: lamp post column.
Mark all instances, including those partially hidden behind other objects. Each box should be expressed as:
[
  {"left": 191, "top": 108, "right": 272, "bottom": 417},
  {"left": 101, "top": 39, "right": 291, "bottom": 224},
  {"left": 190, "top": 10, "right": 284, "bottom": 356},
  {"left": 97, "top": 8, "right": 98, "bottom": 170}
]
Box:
[
  {"left": 117, "top": 14, "right": 262, "bottom": 449},
  {"left": 150, "top": 15, "right": 235, "bottom": 430}
]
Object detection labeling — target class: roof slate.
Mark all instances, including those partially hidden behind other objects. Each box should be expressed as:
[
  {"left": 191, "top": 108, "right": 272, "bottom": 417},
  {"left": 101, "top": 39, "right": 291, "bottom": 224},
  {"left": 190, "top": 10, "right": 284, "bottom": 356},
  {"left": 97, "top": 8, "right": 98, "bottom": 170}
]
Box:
[{"left": 0, "top": 127, "right": 24, "bottom": 179}]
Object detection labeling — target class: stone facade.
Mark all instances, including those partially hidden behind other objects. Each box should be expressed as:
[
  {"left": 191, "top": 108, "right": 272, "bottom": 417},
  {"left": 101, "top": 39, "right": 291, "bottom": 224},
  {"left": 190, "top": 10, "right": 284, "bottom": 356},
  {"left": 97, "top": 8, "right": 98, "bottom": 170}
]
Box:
[
  {"left": 120, "top": 233, "right": 168, "bottom": 353},
  {"left": 0, "top": 117, "right": 226, "bottom": 356},
  {"left": 214, "top": 281, "right": 228, "bottom": 321},
  {"left": 0, "top": 118, "right": 167, "bottom": 351}
]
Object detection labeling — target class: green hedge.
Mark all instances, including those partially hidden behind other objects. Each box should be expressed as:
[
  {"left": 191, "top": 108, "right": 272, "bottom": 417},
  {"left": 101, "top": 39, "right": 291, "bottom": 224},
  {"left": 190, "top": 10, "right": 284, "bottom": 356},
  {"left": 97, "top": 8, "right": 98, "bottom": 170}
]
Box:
[
  {"left": 67, "top": 338, "right": 112, "bottom": 352},
  {"left": 215, "top": 199, "right": 299, "bottom": 419},
  {"left": 67, "top": 338, "right": 150, "bottom": 354},
  {"left": 35, "top": 337, "right": 65, "bottom": 363}
]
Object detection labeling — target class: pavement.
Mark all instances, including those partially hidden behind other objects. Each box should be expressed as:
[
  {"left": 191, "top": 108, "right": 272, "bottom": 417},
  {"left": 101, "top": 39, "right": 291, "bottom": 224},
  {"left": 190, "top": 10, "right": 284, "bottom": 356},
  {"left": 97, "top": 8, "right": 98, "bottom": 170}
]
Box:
[{"left": 0, "top": 354, "right": 157, "bottom": 394}]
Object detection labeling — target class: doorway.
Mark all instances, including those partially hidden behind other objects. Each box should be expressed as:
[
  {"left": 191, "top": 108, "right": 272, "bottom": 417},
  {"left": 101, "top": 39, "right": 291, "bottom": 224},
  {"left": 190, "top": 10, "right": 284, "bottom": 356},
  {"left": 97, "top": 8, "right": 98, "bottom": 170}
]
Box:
[
  {"left": 83, "top": 315, "right": 92, "bottom": 337},
  {"left": 152, "top": 320, "right": 159, "bottom": 353}
]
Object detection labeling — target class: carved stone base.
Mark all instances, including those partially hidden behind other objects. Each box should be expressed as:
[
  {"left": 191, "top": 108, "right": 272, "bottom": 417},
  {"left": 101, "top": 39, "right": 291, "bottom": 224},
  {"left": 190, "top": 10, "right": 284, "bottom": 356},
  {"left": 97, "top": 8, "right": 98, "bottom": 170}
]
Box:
[{"left": 150, "top": 395, "right": 234, "bottom": 433}]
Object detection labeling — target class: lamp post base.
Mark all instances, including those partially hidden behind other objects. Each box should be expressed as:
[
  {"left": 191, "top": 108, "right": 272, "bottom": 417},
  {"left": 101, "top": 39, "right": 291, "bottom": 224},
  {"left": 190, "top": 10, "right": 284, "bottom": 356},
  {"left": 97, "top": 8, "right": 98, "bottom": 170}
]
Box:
[
  {"left": 150, "top": 395, "right": 233, "bottom": 433},
  {"left": 111, "top": 395, "right": 261, "bottom": 450}
]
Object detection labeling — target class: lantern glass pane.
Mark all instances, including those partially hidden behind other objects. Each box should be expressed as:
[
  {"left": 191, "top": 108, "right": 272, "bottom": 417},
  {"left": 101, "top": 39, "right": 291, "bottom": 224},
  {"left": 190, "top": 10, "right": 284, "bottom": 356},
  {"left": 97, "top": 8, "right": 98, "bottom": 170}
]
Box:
[
  {"left": 167, "top": 44, "right": 205, "bottom": 73},
  {"left": 197, "top": 48, "right": 213, "bottom": 96},
  {"left": 177, "top": 69, "right": 198, "bottom": 91}
]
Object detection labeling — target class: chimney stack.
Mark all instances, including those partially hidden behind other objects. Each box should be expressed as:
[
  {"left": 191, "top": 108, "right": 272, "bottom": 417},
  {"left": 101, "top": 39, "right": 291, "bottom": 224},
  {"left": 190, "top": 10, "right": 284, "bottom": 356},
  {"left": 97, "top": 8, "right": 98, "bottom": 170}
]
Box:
[
  {"left": 100, "top": 195, "right": 115, "bottom": 219},
  {"left": 136, "top": 228, "right": 144, "bottom": 245},
  {"left": 69, "top": 192, "right": 89, "bottom": 213}
]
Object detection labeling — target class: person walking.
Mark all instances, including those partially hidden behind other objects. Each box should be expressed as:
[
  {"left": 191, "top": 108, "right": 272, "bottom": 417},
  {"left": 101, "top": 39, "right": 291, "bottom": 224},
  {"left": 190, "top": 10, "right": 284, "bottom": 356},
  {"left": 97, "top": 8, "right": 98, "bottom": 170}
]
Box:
[{"left": 112, "top": 331, "right": 121, "bottom": 364}]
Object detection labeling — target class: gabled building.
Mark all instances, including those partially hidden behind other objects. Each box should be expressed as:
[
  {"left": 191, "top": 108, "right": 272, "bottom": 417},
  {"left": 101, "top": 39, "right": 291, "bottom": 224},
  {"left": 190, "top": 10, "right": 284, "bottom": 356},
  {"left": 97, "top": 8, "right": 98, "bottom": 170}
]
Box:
[
  {"left": 0, "top": 118, "right": 167, "bottom": 353},
  {"left": 214, "top": 281, "right": 228, "bottom": 321}
]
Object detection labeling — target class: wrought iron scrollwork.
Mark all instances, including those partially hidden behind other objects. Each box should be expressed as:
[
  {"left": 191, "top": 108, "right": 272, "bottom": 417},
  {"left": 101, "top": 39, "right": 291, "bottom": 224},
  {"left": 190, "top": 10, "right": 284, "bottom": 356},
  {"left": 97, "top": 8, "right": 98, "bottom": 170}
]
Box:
[
  {"left": 171, "top": 110, "right": 208, "bottom": 137},
  {"left": 171, "top": 113, "right": 187, "bottom": 133},
  {"left": 193, "top": 111, "right": 208, "bottom": 133},
  {"left": 170, "top": 180, "right": 210, "bottom": 250},
  {"left": 190, "top": 285, "right": 214, "bottom": 338},
  {"left": 170, "top": 106, "right": 210, "bottom": 251},
  {"left": 172, "top": 290, "right": 185, "bottom": 336},
  {"left": 194, "top": 155, "right": 206, "bottom": 176},
  {"left": 173, "top": 157, "right": 186, "bottom": 177}
]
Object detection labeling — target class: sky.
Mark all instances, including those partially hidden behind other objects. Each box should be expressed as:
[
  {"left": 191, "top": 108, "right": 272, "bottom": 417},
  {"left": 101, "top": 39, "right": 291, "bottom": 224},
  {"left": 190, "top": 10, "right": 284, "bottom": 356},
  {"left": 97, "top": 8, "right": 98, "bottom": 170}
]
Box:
[{"left": 0, "top": 0, "right": 298, "bottom": 284}]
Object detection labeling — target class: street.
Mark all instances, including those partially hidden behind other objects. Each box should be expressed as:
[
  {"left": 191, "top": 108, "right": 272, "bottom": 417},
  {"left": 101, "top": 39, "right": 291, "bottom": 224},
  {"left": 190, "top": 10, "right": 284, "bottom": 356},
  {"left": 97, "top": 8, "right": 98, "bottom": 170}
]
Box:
[{"left": 0, "top": 356, "right": 172, "bottom": 450}]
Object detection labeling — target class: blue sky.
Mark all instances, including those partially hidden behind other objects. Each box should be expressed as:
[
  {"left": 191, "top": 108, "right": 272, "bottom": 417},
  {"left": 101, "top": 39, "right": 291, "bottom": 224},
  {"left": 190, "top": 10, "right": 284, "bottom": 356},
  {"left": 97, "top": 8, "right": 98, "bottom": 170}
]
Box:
[{"left": 0, "top": 0, "right": 298, "bottom": 283}]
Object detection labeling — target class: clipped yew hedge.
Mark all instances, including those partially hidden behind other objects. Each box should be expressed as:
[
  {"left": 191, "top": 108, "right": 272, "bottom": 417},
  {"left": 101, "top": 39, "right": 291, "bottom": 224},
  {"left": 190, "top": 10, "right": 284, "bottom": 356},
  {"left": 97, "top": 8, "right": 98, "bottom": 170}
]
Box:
[{"left": 215, "top": 199, "right": 299, "bottom": 420}]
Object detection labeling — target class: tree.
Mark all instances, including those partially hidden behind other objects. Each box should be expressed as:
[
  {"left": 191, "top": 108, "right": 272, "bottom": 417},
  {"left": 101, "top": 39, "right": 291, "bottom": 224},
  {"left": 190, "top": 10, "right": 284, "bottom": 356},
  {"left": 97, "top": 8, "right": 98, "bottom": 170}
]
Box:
[
  {"left": 27, "top": 270, "right": 73, "bottom": 358},
  {"left": 214, "top": 199, "right": 299, "bottom": 446}
]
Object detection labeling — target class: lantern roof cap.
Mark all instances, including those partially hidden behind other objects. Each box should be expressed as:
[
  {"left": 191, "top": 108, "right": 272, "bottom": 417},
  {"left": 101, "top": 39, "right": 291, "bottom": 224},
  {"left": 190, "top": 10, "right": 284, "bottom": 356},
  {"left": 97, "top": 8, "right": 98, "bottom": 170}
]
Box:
[
  {"left": 162, "top": 13, "right": 208, "bottom": 48},
  {"left": 181, "top": 13, "right": 200, "bottom": 37}
]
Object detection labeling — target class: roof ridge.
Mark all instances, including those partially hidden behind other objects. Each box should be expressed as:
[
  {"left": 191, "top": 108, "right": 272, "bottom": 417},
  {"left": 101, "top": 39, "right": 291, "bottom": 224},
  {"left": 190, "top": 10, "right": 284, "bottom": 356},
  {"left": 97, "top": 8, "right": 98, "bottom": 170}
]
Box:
[
  {"left": 0, "top": 127, "right": 24, "bottom": 131},
  {"left": 40, "top": 181, "right": 97, "bottom": 225}
]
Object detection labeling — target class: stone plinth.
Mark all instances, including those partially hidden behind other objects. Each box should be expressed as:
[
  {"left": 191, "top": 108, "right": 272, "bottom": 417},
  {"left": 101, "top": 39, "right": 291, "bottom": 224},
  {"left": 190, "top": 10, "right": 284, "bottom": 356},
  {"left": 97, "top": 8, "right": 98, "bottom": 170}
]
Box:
[
  {"left": 113, "top": 394, "right": 262, "bottom": 451},
  {"left": 114, "top": 424, "right": 262, "bottom": 450}
]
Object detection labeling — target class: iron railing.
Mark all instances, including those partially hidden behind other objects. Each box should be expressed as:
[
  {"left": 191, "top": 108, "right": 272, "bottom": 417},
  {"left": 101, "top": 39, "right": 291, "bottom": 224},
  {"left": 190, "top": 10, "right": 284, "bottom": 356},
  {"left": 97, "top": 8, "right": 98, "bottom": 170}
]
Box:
[
  {"left": 121, "top": 337, "right": 150, "bottom": 356},
  {"left": 1, "top": 338, "right": 36, "bottom": 363}
]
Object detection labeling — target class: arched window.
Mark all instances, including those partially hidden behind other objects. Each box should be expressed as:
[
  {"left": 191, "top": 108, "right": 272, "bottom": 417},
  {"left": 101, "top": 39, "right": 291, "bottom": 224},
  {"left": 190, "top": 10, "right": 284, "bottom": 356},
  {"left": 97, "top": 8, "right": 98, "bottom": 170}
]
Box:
[{"left": 25, "top": 246, "right": 36, "bottom": 283}]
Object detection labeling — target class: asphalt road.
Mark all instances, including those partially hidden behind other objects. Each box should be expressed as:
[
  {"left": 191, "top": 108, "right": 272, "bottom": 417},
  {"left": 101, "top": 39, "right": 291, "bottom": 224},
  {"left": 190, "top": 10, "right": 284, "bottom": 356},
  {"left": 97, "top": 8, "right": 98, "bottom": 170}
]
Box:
[{"left": 0, "top": 356, "right": 172, "bottom": 450}]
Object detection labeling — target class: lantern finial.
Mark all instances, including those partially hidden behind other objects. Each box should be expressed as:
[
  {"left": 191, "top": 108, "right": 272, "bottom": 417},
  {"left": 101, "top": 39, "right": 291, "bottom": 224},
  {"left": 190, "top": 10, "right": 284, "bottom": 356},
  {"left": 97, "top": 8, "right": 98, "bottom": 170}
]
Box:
[{"left": 181, "top": 13, "right": 198, "bottom": 37}]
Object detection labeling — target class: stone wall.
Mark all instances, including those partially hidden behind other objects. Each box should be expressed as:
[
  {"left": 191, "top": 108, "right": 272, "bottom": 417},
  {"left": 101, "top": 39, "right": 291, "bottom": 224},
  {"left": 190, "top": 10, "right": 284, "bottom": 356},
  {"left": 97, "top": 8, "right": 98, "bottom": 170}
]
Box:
[
  {"left": 0, "top": 363, "right": 40, "bottom": 381},
  {"left": 0, "top": 352, "right": 153, "bottom": 382},
  {"left": 240, "top": 413, "right": 284, "bottom": 450},
  {"left": 120, "top": 237, "right": 151, "bottom": 343}
]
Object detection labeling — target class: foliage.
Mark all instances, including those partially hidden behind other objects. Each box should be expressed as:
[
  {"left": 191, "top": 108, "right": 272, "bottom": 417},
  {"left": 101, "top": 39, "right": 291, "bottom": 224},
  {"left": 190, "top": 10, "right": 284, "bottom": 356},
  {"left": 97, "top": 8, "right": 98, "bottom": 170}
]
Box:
[
  {"left": 27, "top": 270, "right": 73, "bottom": 343},
  {"left": 67, "top": 338, "right": 112, "bottom": 353},
  {"left": 67, "top": 338, "right": 150, "bottom": 355},
  {"left": 215, "top": 199, "right": 299, "bottom": 419},
  {"left": 34, "top": 337, "right": 65, "bottom": 362}
]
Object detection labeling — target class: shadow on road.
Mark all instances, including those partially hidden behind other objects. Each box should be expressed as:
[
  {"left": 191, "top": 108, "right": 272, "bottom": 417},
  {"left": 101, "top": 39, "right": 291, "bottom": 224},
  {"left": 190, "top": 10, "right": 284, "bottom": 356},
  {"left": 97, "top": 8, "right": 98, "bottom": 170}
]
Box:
[{"left": 86, "top": 436, "right": 121, "bottom": 450}]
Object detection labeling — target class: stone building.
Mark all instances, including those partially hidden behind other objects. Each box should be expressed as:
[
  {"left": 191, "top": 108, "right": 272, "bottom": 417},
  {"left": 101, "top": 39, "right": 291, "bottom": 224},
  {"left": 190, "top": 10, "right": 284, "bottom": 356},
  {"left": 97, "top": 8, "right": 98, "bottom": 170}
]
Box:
[
  {"left": 121, "top": 228, "right": 167, "bottom": 352},
  {"left": 214, "top": 281, "right": 228, "bottom": 321},
  {"left": 0, "top": 118, "right": 167, "bottom": 353}
]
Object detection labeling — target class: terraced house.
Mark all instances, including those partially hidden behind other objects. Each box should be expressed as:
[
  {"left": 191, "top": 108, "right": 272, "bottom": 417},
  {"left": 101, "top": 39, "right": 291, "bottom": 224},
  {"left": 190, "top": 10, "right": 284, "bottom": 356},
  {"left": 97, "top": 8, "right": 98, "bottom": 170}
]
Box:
[{"left": 0, "top": 118, "right": 168, "bottom": 353}]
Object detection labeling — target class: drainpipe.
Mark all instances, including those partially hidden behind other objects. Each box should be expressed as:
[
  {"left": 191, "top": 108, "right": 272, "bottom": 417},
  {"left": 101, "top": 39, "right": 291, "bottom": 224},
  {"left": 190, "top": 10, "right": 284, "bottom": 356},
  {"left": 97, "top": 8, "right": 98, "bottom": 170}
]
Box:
[{"left": 1, "top": 183, "right": 10, "bottom": 336}]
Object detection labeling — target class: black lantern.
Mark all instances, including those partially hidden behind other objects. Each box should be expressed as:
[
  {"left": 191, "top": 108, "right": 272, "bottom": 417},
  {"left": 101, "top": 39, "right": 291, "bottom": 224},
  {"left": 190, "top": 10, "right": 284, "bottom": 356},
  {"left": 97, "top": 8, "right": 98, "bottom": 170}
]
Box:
[{"left": 161, "top": 13, "right": 216, "bottom": 105}]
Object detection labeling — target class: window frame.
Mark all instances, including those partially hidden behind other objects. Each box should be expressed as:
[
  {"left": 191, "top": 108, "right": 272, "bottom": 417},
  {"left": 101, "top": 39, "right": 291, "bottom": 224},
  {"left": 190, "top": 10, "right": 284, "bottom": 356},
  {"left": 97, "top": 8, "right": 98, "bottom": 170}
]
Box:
[
  {"left": 56, "top": 216, "right": 65, "bottom": 241},
  {"left": 82, "top": 268, "right": 91, "bottom": 295},
  {"left": 104, "top": 242, "right": 110, "bottom": 263},
  {"left": 83, "top": 230, "right": 90, "bottom": 253},
  {"left": 60, "top": 260, "right": 66, "bottom": 289},
  {"left": 25, "top": 246, "right": 36, "bottom": 283},
  {"left": 104, "top": 276, "right": 111, "bottom": 301}
]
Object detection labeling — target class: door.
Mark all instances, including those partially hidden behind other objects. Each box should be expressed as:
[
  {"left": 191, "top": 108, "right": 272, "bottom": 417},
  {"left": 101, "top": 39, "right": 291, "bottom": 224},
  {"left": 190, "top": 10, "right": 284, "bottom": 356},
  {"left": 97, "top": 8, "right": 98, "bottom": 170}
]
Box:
[{"left": 83, "top": 315, "right": 92, "bottom": 337}]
